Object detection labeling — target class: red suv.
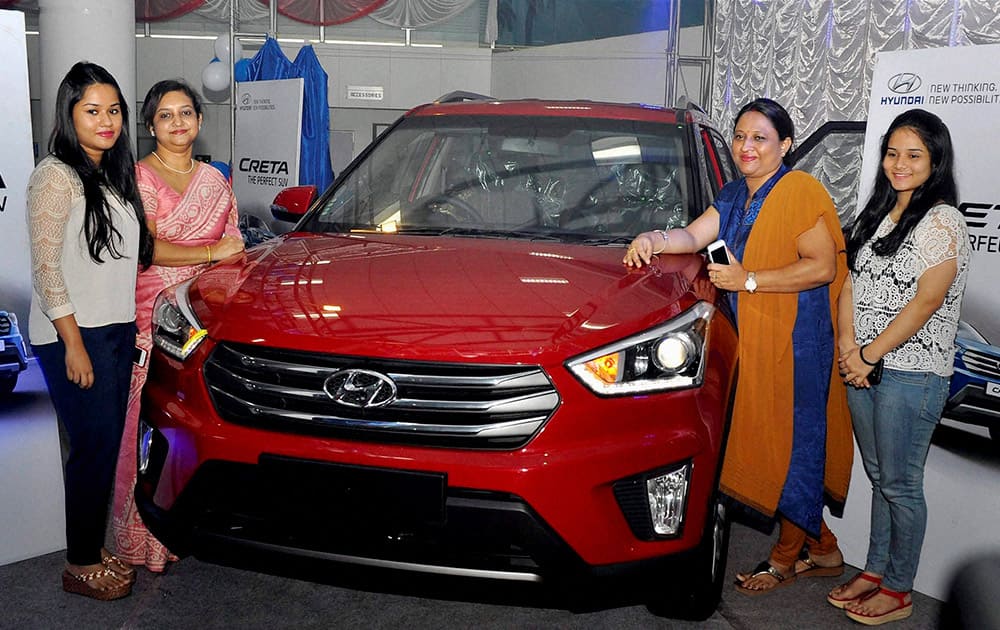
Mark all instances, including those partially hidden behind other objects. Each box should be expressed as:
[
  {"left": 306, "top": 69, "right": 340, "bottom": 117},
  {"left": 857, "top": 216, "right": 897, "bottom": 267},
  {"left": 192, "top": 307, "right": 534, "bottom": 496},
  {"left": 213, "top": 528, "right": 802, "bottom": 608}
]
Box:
[{"left": 138, "top": 96, "right": 739, "bottom": 619}]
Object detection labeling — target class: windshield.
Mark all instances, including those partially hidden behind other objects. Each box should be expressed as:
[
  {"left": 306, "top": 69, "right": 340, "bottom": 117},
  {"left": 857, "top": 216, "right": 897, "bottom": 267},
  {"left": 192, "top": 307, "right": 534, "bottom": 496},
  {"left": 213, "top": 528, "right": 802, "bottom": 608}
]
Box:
[{"left": 300, "top": 114, "right": 696, "bottom": 242}]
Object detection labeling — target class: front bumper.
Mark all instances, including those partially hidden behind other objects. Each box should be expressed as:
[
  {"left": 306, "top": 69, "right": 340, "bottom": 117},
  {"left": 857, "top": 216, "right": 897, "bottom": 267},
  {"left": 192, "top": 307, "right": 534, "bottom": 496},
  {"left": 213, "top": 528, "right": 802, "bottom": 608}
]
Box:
[
  {"left": 0, "top": 337, "right": 28, "bottom": 375},
  {"left": 137, "top": 456, "right": 588, "bottom": 582},
  {"left": 945, "top": 383, "right": 1000, "bottom": 428},
  {"left": 137, "top": 332, "right": 735, "bottom": 582}
]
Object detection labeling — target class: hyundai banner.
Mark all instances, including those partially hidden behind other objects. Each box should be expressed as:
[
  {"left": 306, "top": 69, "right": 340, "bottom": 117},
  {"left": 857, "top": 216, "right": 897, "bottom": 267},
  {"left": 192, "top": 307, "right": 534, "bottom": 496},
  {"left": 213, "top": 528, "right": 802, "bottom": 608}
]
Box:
[
  {"left": 0, "top": 10, "right": 34, "bottom": 326},
  {"left": 860, "top": 44, "right": 1000, "bottom": 344},
  {"left": 233, "top": 78, "right": 304, "bottom": 227},
  {"left": 0, "top": 8, "right": 69, "bottom": 568}
]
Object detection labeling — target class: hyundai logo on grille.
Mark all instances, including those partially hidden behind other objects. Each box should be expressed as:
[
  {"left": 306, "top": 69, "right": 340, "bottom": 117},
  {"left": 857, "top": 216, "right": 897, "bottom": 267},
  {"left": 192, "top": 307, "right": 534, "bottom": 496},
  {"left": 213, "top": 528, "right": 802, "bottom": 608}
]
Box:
[
  {"left": 324, "top": 369, "right": 397, "bottom": 408},
  {"left": 887, "top": 73, "right": 921, "bottom": 94}
]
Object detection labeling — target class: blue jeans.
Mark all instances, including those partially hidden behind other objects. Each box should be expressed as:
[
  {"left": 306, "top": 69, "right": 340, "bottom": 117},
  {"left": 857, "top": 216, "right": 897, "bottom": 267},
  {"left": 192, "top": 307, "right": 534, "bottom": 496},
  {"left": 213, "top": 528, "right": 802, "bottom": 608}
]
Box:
[
  {"left": 846, "top": 368, "right": 948, "bottom": 593},
  {"left": 33, "top": 322, "right": 136, "bottom": 566}
]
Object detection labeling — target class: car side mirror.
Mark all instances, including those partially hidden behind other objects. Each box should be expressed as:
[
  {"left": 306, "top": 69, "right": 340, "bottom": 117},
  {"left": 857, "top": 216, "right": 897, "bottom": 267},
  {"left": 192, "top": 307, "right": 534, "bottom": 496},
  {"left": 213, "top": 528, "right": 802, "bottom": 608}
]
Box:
[{"left": 271, "top": 185, "right": 318, "bottom": 223}]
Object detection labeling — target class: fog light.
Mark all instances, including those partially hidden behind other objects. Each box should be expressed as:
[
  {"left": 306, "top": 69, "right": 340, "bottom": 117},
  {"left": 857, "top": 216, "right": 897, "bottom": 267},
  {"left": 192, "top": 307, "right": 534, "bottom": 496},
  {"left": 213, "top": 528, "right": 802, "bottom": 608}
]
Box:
[
  {"left": 138, "top": 419, "right": 154, "bottom": 474},
  {"left": 646, "top": 463, "right": 690, "bottom": 536}
]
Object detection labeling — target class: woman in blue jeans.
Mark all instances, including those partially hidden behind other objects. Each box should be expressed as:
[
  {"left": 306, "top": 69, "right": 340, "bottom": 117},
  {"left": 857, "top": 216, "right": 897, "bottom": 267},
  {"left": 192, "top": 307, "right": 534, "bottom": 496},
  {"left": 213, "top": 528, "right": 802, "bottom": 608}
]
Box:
[
  {"left": 28, "top": 62, "right": 153, "bottom": 601},
  {"left": 831, "top": 109, "right": 969, "bottom": 625}
]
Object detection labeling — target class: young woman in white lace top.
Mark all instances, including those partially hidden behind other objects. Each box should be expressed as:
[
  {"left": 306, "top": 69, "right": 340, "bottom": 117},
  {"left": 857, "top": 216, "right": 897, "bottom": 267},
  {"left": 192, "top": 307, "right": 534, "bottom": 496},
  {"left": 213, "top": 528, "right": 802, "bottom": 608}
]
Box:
[
  {"left": 27, "top": 62, "right": 153, "bottom": 601},
  {"left": 829, "top": 109, "right": 969, "bottom": 625}
]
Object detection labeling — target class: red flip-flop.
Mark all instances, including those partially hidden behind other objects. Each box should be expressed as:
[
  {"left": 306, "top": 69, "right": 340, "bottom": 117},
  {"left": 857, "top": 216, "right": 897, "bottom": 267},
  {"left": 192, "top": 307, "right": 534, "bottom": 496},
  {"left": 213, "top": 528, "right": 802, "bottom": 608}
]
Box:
[
  {"left": 828, "top": 572, "right": 882, "bottom": 609},
  {"left": 845, "top": 587, "right": 913, "bottom": 625}
]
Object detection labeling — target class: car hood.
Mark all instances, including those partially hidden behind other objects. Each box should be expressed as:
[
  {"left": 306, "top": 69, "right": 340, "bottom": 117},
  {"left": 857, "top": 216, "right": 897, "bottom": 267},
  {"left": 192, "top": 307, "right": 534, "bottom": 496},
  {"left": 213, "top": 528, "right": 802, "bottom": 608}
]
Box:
[{"left": 190, "top": 234, "right": 712, "bottom": 363}]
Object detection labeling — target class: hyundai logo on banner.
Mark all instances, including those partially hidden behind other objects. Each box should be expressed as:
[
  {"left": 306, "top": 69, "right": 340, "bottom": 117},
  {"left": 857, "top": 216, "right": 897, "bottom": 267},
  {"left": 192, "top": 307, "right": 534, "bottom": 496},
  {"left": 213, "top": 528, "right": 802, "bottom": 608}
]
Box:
[
  {"left": 888, "top": 72, "right": 922, "bottom": 94},
  {"left": 880, "top": 72, "right": 924, "bottom": 105}
]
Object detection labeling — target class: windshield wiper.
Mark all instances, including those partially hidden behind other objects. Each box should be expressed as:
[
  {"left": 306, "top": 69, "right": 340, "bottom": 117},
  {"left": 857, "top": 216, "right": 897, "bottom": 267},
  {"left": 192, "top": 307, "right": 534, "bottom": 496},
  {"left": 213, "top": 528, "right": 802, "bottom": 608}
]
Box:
[{"left": 581, "top": 235, "right": 636, "bottom": 247}]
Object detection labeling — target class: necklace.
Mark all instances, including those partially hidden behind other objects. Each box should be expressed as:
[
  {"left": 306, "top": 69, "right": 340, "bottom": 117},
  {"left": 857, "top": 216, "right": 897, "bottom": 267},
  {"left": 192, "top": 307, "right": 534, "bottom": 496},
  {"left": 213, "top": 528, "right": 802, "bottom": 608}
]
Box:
[{"left": 151, "top": 151, "right": 195, "bottom": 175}]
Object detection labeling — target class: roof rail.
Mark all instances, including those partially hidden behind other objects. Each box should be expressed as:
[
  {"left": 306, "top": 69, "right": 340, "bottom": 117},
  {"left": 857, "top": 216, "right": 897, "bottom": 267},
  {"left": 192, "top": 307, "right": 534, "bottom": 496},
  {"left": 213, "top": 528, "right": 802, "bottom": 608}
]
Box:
[{"left": 435, "top": 91, "right": 494, "bottom": 104}]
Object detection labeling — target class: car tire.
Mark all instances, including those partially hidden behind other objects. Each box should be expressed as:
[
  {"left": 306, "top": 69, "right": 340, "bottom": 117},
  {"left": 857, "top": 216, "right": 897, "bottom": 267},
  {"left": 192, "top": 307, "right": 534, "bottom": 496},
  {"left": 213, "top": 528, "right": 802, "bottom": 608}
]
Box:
[
  {"left": 0, "top": 374, "right": 17, "bottom": 395},
  {"left": 646, "top": 493, "right": 730, "bottom": 621}
]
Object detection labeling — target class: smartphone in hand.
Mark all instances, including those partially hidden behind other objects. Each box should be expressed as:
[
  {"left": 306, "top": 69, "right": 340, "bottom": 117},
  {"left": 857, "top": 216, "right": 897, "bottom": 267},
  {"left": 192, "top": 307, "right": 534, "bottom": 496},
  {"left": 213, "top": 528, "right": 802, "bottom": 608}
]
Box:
[{"left": 706, "top": 239, "right": 729, "bottom": 265}]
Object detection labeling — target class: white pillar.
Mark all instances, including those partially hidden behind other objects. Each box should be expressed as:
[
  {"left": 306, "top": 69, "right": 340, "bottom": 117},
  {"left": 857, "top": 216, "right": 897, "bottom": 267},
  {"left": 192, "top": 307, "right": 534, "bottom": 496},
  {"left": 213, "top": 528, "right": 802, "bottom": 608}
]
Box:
[{"left": 37, "top": 0, "right": 135, "bottom": 149}]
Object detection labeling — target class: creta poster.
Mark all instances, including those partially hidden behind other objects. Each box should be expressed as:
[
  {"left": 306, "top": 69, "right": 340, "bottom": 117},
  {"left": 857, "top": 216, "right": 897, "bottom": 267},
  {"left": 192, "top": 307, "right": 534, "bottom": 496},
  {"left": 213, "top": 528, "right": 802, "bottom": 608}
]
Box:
[{"left": 233, "top": 78, "right": 304, "bottom": 228}]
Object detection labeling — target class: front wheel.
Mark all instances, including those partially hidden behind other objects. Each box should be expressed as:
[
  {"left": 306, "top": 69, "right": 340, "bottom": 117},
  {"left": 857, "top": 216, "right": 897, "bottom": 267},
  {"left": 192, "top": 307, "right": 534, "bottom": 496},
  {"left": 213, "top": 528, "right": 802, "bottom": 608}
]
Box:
[
  {"left": 0, "top": 374, "right": 17, "bottom": 395},
  {"left": 647, "top": 494, "right": 730, "bottom": 621}
]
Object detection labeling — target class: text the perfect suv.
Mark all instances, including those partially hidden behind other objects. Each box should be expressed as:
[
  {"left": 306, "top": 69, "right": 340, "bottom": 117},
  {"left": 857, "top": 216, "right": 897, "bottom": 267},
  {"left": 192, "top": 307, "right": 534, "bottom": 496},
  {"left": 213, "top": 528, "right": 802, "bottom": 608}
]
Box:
[{"left": 138, "top": 97, "right": 739, "bottom": 619}]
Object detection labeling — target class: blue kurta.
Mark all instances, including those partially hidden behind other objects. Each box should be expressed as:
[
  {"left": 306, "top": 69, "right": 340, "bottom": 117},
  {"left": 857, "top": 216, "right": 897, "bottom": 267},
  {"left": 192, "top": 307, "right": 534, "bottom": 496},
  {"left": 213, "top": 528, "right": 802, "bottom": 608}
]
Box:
[{"left": 714, "top": 167, "right": 831, "bottom": 536}]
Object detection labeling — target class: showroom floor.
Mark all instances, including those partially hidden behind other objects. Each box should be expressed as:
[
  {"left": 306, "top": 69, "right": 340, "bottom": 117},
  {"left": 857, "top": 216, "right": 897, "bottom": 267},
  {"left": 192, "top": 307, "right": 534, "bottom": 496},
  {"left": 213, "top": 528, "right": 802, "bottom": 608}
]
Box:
[
  {"left": 0, "top": 522, "right": 948, "bottom": 630},
  {"left": 0, "top": 361, "right": 947, "bottom": 630}
]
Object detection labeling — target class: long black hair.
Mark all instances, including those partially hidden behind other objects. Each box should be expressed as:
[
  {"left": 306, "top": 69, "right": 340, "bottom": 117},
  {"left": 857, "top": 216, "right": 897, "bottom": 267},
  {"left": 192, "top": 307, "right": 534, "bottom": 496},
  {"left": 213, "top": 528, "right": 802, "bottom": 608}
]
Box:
[
  {"left": 140, "top": 78, "right": 204, "bottom": 132},
  {"left": 734, "top": 98, "right": 795, "bottom": 167},
  {"left": 48, "top": 61, "right": 153, "bottom": 267},
  {"left": 846, "top": 109, "right": 957, "bottom": 271}
]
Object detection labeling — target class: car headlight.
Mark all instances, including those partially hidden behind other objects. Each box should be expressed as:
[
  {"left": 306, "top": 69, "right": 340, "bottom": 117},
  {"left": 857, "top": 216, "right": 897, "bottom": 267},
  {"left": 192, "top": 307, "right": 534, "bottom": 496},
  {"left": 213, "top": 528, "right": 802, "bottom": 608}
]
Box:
[
  {"left": 567, "top": 301, "right": 714, "bottom": 396},
  {"left": 956, "top": 319, "right": 988, "bottom": 344},
  {"left": 152, "top": 276, "right": 207, "bottom": 361}
]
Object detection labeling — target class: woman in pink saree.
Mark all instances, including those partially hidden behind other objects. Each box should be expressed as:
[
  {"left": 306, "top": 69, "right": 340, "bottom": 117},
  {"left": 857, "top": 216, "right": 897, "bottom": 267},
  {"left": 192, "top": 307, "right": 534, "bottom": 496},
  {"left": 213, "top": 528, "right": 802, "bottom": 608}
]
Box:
[{"left": 111, "top": 80, "right": 244, "bottom": 573}]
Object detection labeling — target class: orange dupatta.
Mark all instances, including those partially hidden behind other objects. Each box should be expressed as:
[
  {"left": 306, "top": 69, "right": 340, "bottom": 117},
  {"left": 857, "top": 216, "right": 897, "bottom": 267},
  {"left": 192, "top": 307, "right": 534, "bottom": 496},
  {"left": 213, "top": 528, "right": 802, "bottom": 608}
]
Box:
[{"left": 718, "top": 171, "right": 853, "bottom": 518}]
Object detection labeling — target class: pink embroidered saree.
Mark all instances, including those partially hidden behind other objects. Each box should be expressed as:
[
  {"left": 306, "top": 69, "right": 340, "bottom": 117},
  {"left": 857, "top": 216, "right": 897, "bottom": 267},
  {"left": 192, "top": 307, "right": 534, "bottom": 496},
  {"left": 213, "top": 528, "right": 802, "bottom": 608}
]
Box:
[{"left": 112, "top": 162, "right": 240, "bottom": 571}]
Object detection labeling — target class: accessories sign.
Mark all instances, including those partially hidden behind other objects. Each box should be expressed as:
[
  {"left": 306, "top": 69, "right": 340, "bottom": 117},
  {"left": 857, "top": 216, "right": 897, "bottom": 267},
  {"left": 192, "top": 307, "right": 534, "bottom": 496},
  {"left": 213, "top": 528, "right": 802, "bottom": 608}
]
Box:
[{"left": 347, "top": 85, "right": 384, "bottom": 101}]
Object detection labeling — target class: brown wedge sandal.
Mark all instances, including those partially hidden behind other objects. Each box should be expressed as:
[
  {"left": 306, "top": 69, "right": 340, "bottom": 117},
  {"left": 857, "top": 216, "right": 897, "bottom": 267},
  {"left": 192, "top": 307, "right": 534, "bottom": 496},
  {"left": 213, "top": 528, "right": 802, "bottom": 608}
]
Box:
[
  {"left": 101, "top": 548, "right": 137, "bottom": 583},
  {"left": 62, "top": 568, "right": 133, "bottom": 601}
]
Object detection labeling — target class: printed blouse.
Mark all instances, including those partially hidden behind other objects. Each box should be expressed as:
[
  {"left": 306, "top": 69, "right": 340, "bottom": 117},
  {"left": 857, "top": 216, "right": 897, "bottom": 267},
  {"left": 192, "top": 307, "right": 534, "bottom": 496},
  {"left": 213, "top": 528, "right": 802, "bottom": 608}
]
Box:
[{"left": 851, "top": 203, "right": 969, "bottom": 376}]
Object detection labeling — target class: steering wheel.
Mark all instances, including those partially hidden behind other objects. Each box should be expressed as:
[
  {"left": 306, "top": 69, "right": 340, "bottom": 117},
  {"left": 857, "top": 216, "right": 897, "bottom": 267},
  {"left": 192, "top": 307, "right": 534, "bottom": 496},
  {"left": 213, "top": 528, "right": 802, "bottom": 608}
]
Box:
[{"left": 413, "top": 193, "right": 487, "bottom": 224}]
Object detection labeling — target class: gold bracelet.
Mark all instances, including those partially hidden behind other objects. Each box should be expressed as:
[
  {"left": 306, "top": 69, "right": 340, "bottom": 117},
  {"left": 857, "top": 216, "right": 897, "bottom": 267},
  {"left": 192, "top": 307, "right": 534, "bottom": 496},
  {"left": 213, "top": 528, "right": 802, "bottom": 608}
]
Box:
[{"left": 205, "top": 245, "right": 212, "bottom": 264}]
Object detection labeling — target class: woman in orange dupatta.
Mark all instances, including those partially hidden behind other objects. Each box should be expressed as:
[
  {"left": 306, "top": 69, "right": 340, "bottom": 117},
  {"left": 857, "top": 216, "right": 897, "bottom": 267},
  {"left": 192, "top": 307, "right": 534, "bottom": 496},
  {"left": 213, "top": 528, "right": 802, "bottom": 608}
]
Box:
[
  {"left": 625, "top": 98, "right": 852, "bottom": 595},
  {"left": 111, "top": 80, "right": 244, "bottom": 573}
]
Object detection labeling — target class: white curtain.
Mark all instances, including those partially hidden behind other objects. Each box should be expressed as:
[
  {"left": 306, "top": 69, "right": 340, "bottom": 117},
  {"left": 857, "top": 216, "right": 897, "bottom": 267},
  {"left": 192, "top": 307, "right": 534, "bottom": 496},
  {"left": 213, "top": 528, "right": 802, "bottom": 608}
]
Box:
[
  {"left": 195, "top": 0, "right": 268, "bottom": 22},
  {"left": 369, "top": 0, "right": 478, "bottom": 28},
  {"left": 712, "top": 0, "right": 1000, "bottom": 218}
]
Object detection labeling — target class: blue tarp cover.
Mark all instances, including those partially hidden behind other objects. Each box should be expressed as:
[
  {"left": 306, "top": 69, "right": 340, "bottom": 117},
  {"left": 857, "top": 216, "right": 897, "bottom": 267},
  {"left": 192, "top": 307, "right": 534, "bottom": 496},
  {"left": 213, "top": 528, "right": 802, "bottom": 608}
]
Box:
[{"left": 244, "top": 38, "right": 334, "bottom": 193}]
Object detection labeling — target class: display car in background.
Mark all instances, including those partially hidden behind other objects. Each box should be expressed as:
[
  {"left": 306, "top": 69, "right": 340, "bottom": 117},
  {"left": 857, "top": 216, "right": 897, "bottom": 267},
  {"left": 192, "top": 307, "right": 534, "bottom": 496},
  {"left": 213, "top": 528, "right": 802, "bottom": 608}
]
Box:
[
  {"left": 0, "top": 309, "right": 28, "bottom": 395},
  {"left": 946, "top": 320, "right": 1000, "bottom": 445},
  {"left": 136, "top": 95, "right": 741, "bottom": 619}
]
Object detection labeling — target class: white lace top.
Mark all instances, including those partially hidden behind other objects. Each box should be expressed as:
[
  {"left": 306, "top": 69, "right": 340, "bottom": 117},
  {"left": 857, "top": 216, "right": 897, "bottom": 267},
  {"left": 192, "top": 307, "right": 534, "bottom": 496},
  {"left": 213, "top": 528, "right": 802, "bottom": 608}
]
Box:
[
  {"left": 851, "top": 203, "right": 969, "bottom": 376},
  {"left": 27, "top": 156, "right": 140, "bottom": 345}
]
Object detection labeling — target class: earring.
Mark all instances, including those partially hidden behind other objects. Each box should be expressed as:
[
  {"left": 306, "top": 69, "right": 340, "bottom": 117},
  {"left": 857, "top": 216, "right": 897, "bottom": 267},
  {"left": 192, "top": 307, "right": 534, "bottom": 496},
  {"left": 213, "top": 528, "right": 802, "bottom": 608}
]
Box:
[{"left": 151, "top": 130, "right": 155, "bottom": 137}]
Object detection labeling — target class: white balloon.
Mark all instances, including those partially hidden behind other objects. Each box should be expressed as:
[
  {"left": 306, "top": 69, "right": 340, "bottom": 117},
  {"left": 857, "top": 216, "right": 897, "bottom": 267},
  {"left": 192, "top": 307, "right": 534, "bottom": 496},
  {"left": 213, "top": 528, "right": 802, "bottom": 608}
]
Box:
[
  {"left": 214, "top": 35, "right": 243, "bottom": 64},
  {"left": 202, "top": 60, "right": 230, "bottom": 92}
]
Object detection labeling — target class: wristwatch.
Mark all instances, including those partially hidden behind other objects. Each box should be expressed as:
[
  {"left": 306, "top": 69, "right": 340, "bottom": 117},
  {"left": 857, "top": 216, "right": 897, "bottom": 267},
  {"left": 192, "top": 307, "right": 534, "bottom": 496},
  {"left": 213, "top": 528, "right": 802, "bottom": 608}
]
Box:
[{"left": 744, "top": 271, "right": 757, "bottom": 294}]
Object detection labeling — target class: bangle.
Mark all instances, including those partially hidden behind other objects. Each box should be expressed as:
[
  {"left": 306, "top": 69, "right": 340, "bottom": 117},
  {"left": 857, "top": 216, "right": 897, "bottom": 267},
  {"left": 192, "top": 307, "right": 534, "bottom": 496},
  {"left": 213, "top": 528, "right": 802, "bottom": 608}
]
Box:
[
  {"left": 205, "top": 245, "right": 212, "bottom": 264},
  {"left": 652, "top": 229, "right": 669, "bottom": 254},
  {"left": 859, "top": 344, "right": 879, "bottom": 366}
]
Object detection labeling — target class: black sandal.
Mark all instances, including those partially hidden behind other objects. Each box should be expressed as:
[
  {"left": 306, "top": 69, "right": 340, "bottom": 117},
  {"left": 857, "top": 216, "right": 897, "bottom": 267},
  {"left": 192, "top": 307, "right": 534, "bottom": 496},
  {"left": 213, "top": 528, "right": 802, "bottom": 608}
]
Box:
[
  {"left": 735, "top": 561, "right": 796, "bottom": 596},
  {"left": 795, "top": 547, "right": 845, "bottom": 579}
]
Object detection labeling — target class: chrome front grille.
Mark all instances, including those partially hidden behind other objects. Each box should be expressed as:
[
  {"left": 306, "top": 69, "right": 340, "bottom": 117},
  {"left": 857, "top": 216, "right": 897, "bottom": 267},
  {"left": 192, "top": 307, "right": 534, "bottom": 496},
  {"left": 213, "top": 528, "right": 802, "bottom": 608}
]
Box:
[
  {"left": 961, "top": 348, "right": 1000, "bottom": 379},
  {"left": 203, "top": 342, "right": 559, "bottom": 448},
  {"left": 0, "top": 314, "right": 10, "bottom": 336}
]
